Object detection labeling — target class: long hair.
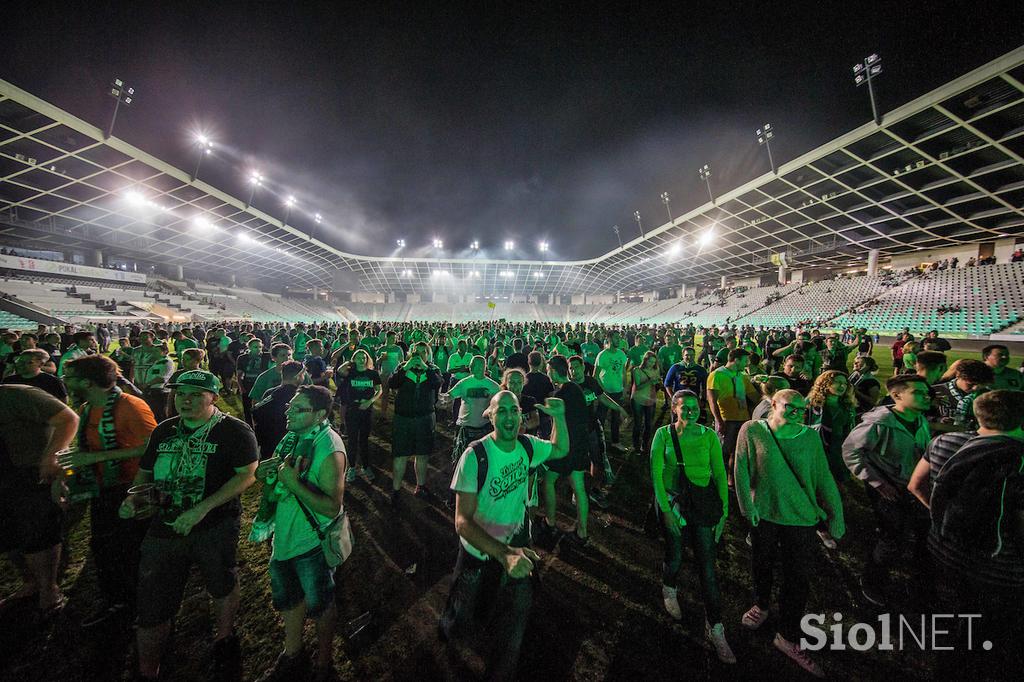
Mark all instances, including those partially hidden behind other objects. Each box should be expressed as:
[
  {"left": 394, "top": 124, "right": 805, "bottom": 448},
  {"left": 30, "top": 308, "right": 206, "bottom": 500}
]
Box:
[
  {"left": 351, "top": 348, "right": 374, "bottom": 370},
  {"left": 807, "top": 370, "right": 856, "bottom": 410}
]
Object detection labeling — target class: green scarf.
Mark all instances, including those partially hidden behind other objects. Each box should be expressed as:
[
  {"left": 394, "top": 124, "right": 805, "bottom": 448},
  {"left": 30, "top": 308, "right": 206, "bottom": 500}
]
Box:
[{"left": 70, "top": 386, "right": 123, "bottom": 497}]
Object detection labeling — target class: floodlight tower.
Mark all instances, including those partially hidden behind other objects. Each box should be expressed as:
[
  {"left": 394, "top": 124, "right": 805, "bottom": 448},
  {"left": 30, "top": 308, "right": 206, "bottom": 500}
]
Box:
[
  {"left": 612, "top": 225, "right": 623, "bottom": 250},
  {"left": 756, "top": 124, "right": 776, "bottom": 174},
  {"left": 698, "top": 164, "right": 713, "bottom": 204},
  {"left": 853, "top": 54, "right": 883, "bottom": 125},
  {"left": 283, "top": 195, "right": 295, "bottom": 225},
  {"left": 192, "top": 134, "right": 214, "bottom": 181},
  {"left": 660, "top": 191, "right": 673, "bottom": 226},
  {"left": 107, "top": 78, "right": 135, "bottom": 139},
  {"left": 246, "top": 171, "right": 263, "bottom": 207},
  {"left": 634, "top": 210, "right": 645, "bottom": 239}
]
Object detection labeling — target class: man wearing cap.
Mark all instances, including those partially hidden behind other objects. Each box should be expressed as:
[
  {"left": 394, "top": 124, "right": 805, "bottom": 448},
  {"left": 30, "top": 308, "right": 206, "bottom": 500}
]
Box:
[{"left": 120, "top": 369, "right": 258, "bottom": 682}]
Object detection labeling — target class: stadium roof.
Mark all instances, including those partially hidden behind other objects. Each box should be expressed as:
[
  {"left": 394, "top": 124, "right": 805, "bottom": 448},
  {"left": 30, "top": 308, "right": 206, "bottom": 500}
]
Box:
[{"left": 2, "top": 46, "right": 1024, "bottom": 295}]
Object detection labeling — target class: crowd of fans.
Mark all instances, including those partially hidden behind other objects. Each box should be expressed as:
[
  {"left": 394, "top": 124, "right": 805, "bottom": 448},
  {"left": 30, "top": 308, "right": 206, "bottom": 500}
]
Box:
[{"left": 0, "top": 317, "right": 1022, "bottom": 680}]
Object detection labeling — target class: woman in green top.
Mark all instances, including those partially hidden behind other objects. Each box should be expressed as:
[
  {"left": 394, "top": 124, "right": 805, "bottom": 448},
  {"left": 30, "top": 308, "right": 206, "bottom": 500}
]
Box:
[{"left": 649, "top": 390, "right": 734, "bottom": 664}]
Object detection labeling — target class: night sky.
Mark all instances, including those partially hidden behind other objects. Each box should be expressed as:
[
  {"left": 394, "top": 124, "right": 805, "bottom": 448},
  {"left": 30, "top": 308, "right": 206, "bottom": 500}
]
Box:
[{"left": 2, "top": 3, "right": 1022, "bottom": 260}]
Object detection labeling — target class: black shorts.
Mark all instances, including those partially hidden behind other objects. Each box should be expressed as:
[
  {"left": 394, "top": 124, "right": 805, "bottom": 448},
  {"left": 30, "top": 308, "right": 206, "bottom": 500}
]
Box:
[
  {"left": 545, "top": 436, "right": 589, "bottom": 475},
  {"left": 0, "top": 468, "right": 63, "bottom": 554},
  {"left": 392, "top": 413, "right": 436, "bottom": 458},
  {"left": 136, "top": 516, "right": 241, "bottom": 628}
]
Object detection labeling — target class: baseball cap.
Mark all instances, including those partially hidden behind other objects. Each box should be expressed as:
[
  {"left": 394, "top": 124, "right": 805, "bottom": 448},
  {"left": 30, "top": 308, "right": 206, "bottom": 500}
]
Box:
[{"left": 168, "top": 369, "right": 221, "bottom": 393}]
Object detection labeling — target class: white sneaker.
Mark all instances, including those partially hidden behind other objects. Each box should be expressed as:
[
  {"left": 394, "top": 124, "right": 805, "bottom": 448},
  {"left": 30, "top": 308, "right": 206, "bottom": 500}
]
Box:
[
  {"left": 662, "top": 586, "right": 682, "bottom": 620},
  {"left": 741, "top": 604, "right": 769, "bottom": 629},
  {"left": 345, "top": 467, "right": 357, "bottom": 483},
  {"left": 816, "top": 530, "right": 838, "bottom": 550},
  {"left": 773, "top": 633, "right": 824, "bottom": 677},
  {"left": 706, "top": 621, "right": 736, "bottom": 664}
]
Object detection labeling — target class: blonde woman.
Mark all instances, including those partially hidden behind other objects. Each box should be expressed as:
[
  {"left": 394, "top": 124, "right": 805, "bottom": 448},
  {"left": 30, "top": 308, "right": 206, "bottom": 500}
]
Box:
[{"left": 807, "top": 371, "right": 856, "bottom": 486}]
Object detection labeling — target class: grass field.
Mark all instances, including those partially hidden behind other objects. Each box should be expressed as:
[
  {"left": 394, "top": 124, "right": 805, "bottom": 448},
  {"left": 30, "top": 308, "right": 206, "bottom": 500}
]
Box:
[{"left": 0, "top": 341, "right": 1014, "bottom": 681}]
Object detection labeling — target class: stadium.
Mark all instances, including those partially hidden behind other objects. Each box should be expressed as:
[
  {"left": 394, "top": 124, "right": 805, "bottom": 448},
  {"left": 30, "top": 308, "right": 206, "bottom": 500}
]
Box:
[{"left": 1, "top": 7, "right": 1023, "bottom": 682}]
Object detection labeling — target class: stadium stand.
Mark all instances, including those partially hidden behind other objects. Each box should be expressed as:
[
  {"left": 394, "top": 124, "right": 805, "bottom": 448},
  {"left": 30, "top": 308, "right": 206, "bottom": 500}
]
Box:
[{"left": 832, "top": 262, "right": 1024, "bottom": 335}]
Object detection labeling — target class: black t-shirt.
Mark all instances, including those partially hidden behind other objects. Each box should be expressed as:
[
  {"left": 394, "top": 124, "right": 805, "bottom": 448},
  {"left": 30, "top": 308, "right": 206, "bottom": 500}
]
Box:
[
  {"left": 574, "top": 375, "right": 605, "bottom": 428},
  {"left": 523, "top": 371, "right": 554, "bottom": 404},
  {"left": 504, "top": 352, "right": 530, "bottom": 372},
  {"left": 139, "top": 414, "right": 258, "bottom": 538},
  {"left": 553, "top": 381, "right": 589, "bottom": 459},
  {"left": 2, "top": 372, "right": 68, "bottom": 402},
  {"left": 343, "top": 368, "right": 382, "bottom": 406}
]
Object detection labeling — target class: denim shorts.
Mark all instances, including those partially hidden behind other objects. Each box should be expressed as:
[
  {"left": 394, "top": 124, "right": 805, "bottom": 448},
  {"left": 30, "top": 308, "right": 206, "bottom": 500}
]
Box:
[{"left": 269, "top": 546, "right": 336, "bottom": 617}]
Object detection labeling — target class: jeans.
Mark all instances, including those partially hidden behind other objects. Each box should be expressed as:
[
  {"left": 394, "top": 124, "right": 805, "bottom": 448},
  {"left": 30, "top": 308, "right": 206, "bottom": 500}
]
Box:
[
  {"left": 440, "top": 547, "right": 533, "bottom": 681},
  {"left": 864, "top": 485, "right": 931, "bottom": 592},
  {"left": 269, "top": 547, "right": 336, "bottom": 618},
  {"left": 90, "top": 486, "right": 149, "bottom": 605},
  {"left": 598, "top": 391, "right": 624, "bottom": 444},
  {"left": 717, "top": 420, "right": 743, "bottom": 471},
  {"left": 750, "top": 521, "right": 816, "bottom": 642},
  {"left": 662, "top": 520, "right": 722, "bottom": 623},
  {"left": 346, "top": 405, "right": 372, "bottom": 469},
  {"left": 631, "top": 401, "right": 654, "bottom": 451}
]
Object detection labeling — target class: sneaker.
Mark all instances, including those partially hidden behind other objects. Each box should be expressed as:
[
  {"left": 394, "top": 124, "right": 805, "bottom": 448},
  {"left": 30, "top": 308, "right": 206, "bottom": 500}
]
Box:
[
  {"left": 588, "top": 488, "right": 609, "bottom": 509},
  {"left": 345, "top": 467, "right": 357, "bottom": 483},
  {"left": 256, "top": 650, "right": 310, "bottom": 682},
  {"left": 414, "top": 486, "right": 432, "bottom": 500},
  {"left": 662, "top": 586, "right": 682, "bottom": 620},
  {"left": 212, "top": 634, "right": 242, "bottom": 680},
  {"left": 816, "top": 530, "right": 837, "bottom": 550},
  {"left": 741, "top": 604, "right": 769, "bottom": 630},
  {"left": 534, "top": 522, "right": 560, "bottom": 549},
  {"left": 745, "top": 532, "right": 752, "bottom": 547},
  {"left": 860, "top": 579, "right": 887, "bottom": 608},
  {"left": 706, "top": 621, "right": 736, "bottom": 664},
  {"left": 567, "top": 529, "right": 590, "bottom": 548},
  {"left": 772, "top": 633, "right": 824, "bottom": 677},
  {"left": 81, "top": 601, "right": 127, "bottom": 628},
  {"left": 361, "top": 466, "right": 375, "bottom": 482}
]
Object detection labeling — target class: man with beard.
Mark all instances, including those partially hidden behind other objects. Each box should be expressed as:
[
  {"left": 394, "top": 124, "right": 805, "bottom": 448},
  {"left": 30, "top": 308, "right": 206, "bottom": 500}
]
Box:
[
  {"left": 59, "top": 355, "right": 157, "bottom": 627},
  {"left": 440, "top": 390, "right": 567, "bottom": 681},
  {"left": 120, "top": 370, "right": 258, "bottom": 681}
]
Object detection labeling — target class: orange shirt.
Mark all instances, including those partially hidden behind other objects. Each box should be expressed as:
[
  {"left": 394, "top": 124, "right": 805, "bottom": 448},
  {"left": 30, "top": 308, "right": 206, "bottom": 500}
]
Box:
[{"left": 84, "top": 393, "right": 158, "bottom": 486}]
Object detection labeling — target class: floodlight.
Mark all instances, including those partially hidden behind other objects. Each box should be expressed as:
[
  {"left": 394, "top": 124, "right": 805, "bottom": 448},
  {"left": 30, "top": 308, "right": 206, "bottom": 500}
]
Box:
[
  {"left": 504, "top": 240, "right": 514, "bottom": 250},
  {"left": 284, "top": 196, "right": 296, "bottom": 207},
  {"left": 124, "top": 190, "right": 145, "bottom": 204},
  {"left": 699, "top": 230, "right": 714, "bottom": 246},
  {"left": 433, "top": 238, "right": 443, "bottom": 249},
  {"left": 396, "top": 239, "right": 406, "bottom": 248},
  {"left": 471, "top": 240, "right": 480, "bottom": 250},
  {"left": 314, "top": 213, "right": 322, "bottom": 224},
  {"left": 539, "top": 241, "right": 549, "bottom": 252}
]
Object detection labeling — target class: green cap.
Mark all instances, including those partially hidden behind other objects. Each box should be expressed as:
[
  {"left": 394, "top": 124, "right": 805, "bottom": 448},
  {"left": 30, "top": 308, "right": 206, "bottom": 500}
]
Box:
[{"left": 168, "top": 369, "right": 221, "bottom": 394}]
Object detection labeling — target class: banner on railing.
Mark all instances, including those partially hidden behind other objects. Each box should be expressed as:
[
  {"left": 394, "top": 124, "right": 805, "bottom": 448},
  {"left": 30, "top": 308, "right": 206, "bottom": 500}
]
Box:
[{"left": 0, "top": 254, "right": 147, "bottom": 284}]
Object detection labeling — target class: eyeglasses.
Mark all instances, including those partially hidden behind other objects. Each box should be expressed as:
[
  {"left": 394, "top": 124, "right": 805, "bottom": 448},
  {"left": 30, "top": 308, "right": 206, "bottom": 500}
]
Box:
[
  {"left": 286, "top": 405, "right": 316, "bottom": 413},
  {"left": 781, "top": 404, "right": 808, "bottom": 413}
]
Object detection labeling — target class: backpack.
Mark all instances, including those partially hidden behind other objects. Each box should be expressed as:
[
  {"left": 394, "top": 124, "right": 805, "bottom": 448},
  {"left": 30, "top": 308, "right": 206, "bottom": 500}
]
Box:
[{"left": 469, "top": 434, "right": 536, "bottom": 492}]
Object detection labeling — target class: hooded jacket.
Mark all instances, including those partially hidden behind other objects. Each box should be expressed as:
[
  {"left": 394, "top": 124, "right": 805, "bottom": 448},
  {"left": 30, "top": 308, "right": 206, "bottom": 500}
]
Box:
[{"left": 842, "top": 405, "right": 931, "bottom": 487}]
